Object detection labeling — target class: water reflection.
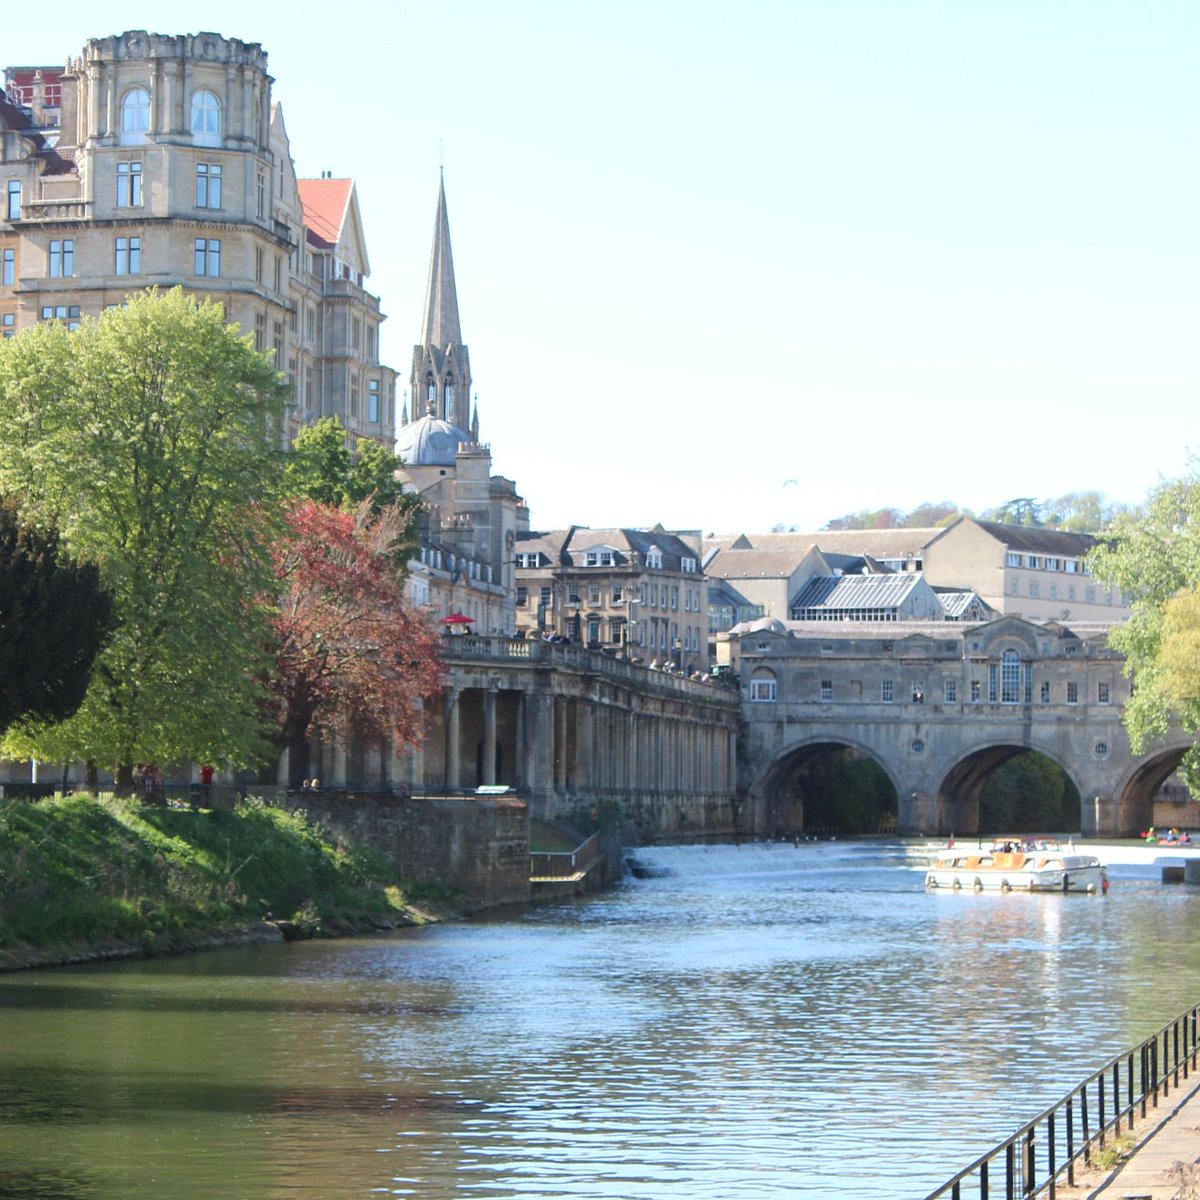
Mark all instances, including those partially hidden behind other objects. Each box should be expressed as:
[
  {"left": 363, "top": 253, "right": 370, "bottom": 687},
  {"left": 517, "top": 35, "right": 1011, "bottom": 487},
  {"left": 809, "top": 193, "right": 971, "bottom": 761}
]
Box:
[{"left": 0, "top": 842, "right": 1197, "bottom": 1198}]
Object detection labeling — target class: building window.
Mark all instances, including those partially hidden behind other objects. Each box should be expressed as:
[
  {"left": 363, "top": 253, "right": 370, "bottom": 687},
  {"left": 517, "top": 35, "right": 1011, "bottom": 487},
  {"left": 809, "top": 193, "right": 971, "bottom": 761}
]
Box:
[
  {"left": 2, "top": 248, "right": 13, "bottom": 286},
  {"left": 2, "top": 313, "right": 13, "bottom": 338},
  {"left": 1067, "top": 681, "right": 1079, "bottom": 705},
  {"left": 190, "top": 90, "right": 221, "bottom": 147},
  {"left": 1098, "top": 681, "right": 1111, "bottom": 704},
  {"left": 970, "top": 680, "right": 981, "bottom": 703},
  {"left": 114, "top": 237, "right": 141, "bottom": 275},
  {"left": 588, "top": 585, "right": 602, "bottom": 606},
  {"left": 671, "top": 586, "right": 679, "bottom": 610},
  {"left": 1041, "top": 680, "right": 1050, "bottom": 703},
  {"left": 881, "top": 680, "right": 894, "bottom": 703},
  {"left": 256, "top": 171, "right": 266, "bottom": 219},
  {"left": 944, "top": 679, "right": 956, "bottom": 703},
  {"left": 647, "top": 550, "right": 663, "bottom": 569},
  {"left": 116, "top": 161, "right": 142, "bottom": 206},
  {"left": 368, "top": 379, "right": 380, "bottom": 423},
  {"left": 120, "top": 87, "right": 150, "bottom": 145},
  {"left": 194, "top": 238, "right": 220, "bottom": 277},
  {"left": 750, "top": 675, "right": 777, "bottom": 703},
  {"left": 1001, "top": 649, "right": 1021, "bottom": 704},
  {"left": 40, "top": 304, "right": 81, "bottom": 329},
  {"left": 610, "top": 617, "right": 625, "bottom": 645},
  {"left": 1006, "top": 553, "right": 1021, "bottom": 567},
  {"left": 48, "top": 239, "right": 74, "bottom": 278},
  {"left": 515, "top": 587, "right": 527, "bottom": 607},
  {"left": 1095, "top": 741, "right": 1109, "bottom": 759},
  {"left": 820, "top": 680, "right": 832, "bottom": 702},
  {"left": 6, "top": 180, "right": 20, "bottom": 220},
  {"left": 912, "top": 682, "right": 925, "bottom": 703},
  {"left": 587, "top": 617, "right": 601, "bottom": 645},
  {"left": 1028, "top": 579, "right": 1040, "bottom": 598},
  {"left": 196, "top": 163, "right": 222, "bottom": 209}
]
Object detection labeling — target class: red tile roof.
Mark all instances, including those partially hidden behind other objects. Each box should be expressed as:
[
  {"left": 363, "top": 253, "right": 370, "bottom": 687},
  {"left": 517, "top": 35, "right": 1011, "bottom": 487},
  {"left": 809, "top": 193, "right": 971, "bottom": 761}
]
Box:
[{"left": 298, "top": 177, "right": 352, "bottom": 250}]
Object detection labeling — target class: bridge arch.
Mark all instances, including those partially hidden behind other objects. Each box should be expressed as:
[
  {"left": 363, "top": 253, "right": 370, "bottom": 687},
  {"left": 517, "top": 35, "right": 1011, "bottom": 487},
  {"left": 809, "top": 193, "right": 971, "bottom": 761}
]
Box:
[
  {"left": 931, "top": 738, "right": 1081, "bottom": 836},
  {"left": 752, "top": 737, "right": 900, "bottom": 835},
  {"left": 1112, "top": 739, "right": 1193, "bottom": 837}
]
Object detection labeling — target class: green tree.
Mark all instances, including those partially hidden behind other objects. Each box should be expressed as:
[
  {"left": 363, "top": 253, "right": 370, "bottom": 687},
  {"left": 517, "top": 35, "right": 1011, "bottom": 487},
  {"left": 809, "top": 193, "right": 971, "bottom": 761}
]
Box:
[
  {"left": 0, "top": 498, "right": 112, "bottom": 733},
  {"left": 979, "top": 752, "right": 1079, "bottom": 832},
  {"left": 0, "top": 289, "right": 288, "bottom": 785},
  {"left": 286, "top": 416, "right": 410, "bottom": 511},
  {"left": 1088, "top": 471, "right": 1200, "bottom": 786}
]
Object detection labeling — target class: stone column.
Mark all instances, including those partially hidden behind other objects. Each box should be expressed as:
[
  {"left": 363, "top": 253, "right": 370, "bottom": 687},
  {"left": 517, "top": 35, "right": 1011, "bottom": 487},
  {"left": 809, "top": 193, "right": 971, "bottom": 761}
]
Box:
[
  {"left": 553, "top": 697, "right": 568, "bottom": 793},
  {"left": 483, "top": 688, "right": 497, "bottom": 786},
  {"left": 331, "top": 741, "right": 347, "bottom": 788},
  {"left": 444, "top": 689, "right": 461, "bottom": 791}
]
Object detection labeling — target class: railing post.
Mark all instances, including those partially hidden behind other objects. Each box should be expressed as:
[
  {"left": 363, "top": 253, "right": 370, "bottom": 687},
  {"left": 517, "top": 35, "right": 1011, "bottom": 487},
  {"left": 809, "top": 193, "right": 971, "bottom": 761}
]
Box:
[
  {"left": 1006, "top": 1141, "right": 1016, "bottom": 1200},
  {"left": 1098, "top": 1074, "right": 1106, "bottom": 1145},
  {"left": 1127, "top": 1053, "right": 1134, "bottom": 1132},
  {"left": 1066, "top": 1096, "right": 1075, "bottom": 1186},
  {"left": 1047, "top": 1110, "right": 1056, "bottom": 1200},
  {"left": 980, "top": 1158, "right": 988, "bottom": 1200},
  {"left": 1081, "top": 1085, "right": 1091, "bottom": 1163},
  {"left": 1141, "top": 1044, "right": 1148, "bottom": 1118},
  {"left": 1175, "top": 1019, "right": 1181, "bottom": 1087},
  {"left": 1023, "top": 1129, "right": 1035, "bottom": 1196},
  {"left": 1112, "top": 1062, "right": 1120, "bottom": 1132}
]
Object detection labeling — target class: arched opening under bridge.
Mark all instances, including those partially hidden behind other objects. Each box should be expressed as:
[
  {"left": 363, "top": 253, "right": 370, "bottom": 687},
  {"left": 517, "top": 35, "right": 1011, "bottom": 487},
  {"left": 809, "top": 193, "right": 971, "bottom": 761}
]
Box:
[
  {"left": 1118, "top": 747, "right": 1191, "bottom": 838},
  {"left": 938, "top": 746, "right": 1080, "bottom": 835},
  {"left": 760, "top": 742, "right": 898, "bottom": 837}
]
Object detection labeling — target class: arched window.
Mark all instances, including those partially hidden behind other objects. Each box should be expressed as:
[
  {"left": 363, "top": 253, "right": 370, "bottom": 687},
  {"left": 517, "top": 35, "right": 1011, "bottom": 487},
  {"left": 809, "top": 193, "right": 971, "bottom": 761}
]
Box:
[
  {"left": 749, "top": 668, "right": 777, "bottom": 703},
  {"left": 190, "top": 90, "right": 221, "bottom": 146},
  {"left": 425, "top": 376, "right": 436, "bottom": 412},
  {"left": 444, "top": 378, "right": 455, "bottom": 421},
  {"left": 120, "top": 87, "right": 150, "bottom": 145}
]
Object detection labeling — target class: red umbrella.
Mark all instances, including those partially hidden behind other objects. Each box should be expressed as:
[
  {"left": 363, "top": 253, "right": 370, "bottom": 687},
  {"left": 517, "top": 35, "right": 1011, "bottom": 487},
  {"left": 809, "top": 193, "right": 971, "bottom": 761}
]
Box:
[{"left": 443, "top": 612, "right": 474, "bottom": 625}]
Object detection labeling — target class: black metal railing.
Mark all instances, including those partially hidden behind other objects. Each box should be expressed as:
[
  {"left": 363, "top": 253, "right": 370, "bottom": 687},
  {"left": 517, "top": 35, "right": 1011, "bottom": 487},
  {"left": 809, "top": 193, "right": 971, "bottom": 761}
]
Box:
[{"left": 925, "top": 1003, "right": 1200, "bottom": 1199}]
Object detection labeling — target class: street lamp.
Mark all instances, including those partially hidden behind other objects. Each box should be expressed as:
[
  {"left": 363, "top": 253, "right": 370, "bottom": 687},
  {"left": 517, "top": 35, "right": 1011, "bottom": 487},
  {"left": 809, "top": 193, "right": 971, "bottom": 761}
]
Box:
[{"left": 623, "top": 596, "right": 642, "bottom": 660}]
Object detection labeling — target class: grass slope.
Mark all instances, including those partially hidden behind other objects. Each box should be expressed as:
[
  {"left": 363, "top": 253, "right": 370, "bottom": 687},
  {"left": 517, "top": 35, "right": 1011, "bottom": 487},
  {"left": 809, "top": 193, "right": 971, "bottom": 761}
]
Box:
[{"left": 0, "top": 794, "right": 441, "bottom": 969}]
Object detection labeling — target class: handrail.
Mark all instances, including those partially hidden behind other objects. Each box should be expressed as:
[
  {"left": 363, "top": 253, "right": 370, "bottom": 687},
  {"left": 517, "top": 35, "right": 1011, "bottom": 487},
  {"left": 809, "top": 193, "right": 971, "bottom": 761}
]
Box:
[
  {"left": 924, "top": 1003, "right": 1199, "bottom": 1199},
  {"left": 530, "top": 832, "right": 603, "bottom": 879}
]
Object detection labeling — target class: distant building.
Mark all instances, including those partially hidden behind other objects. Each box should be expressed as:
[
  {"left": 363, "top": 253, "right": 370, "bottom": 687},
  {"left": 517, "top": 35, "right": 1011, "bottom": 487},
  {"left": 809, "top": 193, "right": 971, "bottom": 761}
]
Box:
[
  {"left": 922, "top": 518, "right": 1125, "bottom": 624},
  {"left": 514, "top": 525, "right": 708, "bottom": 673},
  {"left": 0, "top": 30, "right": 397, "bottom": 448}
]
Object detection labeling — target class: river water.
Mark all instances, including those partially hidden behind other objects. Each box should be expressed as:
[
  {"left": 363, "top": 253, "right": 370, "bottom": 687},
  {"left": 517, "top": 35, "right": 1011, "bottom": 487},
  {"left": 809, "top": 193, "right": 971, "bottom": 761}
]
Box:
[{"left": 2, "top": 841, "right": 1199, "bottom": 1199}]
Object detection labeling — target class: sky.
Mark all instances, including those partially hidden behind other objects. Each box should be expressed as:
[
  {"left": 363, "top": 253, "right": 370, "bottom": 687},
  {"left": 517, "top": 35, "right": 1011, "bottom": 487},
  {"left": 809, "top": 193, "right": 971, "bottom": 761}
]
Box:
[{"left": 6, "top": 1, "right": 1197, "bottom": 535}]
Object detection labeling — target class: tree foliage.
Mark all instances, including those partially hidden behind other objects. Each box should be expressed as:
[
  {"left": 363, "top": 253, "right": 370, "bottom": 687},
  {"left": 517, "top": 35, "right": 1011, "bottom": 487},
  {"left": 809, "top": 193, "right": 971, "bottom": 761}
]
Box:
[
  {"left": 270, "top": 499, "right": 444, "bottom": 785},
  {"left": 979, "top": 752, "right": 1080, "bottom": 833},
  {"left": 1089, "top": 472, "right": 1200, "bottom": 785},
  {"left": 0, "top": 289, "right": 288, "bottom": 777},
  {"left": 0, "top": 498, "right": 112, "bottom": 733}
]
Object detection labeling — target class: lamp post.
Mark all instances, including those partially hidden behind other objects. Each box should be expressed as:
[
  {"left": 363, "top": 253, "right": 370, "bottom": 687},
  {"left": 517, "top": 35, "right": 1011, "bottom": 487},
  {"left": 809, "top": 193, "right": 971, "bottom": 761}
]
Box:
[{"left": 623, "top": 595, "right": 641, "bottom": 660}]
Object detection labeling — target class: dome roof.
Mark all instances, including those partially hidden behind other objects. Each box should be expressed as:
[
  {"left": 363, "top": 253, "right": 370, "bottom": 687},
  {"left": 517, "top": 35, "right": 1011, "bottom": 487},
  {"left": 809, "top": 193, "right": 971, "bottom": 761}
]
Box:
[{"left": 396, "top": 415, "right": 471, "bottom": 467}]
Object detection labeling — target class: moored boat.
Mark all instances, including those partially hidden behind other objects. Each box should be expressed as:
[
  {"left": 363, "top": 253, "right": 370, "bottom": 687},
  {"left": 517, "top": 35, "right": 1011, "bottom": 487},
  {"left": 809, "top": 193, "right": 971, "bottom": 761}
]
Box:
[{"left": 924, "top": 839, "right": 1108, "bottom": 894}]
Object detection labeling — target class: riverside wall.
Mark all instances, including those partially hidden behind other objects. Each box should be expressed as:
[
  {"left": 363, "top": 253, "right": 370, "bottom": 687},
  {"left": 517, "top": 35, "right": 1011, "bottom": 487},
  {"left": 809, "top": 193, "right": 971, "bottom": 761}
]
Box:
[{"left": 282, "top": 791, "right": 532, "bottom": 908}]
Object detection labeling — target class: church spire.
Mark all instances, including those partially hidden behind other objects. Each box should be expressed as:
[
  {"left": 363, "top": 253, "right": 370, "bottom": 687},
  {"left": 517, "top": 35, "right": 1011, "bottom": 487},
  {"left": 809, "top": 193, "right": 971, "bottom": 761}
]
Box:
[{"left": 420, "top": 173, "right": 462, "bottom": 350}]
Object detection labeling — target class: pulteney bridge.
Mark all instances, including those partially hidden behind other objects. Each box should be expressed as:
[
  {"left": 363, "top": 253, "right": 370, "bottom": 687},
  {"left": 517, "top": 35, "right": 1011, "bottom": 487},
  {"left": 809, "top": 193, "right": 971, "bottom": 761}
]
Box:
[{"left": 730, "top": 615, "right": 1191, "bottom": 838}]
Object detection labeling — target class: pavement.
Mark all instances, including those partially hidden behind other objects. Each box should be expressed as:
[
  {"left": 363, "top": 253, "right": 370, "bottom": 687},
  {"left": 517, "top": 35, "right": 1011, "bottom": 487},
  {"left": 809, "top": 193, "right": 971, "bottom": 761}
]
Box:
[{"left": 1055, "top": 1072, "right": 1200, "bottom": 1199}]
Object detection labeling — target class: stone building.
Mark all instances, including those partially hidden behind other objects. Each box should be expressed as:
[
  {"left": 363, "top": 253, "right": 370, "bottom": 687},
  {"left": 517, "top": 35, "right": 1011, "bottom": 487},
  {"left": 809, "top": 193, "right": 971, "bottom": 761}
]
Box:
[
  {"left": 396, "top": 177, "right": 527, "bottom": 635},
  {"left": 1, "top": 31, "right": 397, "bottom": 448},
  {"left": 513, "top": 525, "right": 708, "bottom": 675},
  {"left": 921, "top": 518, "right": 1126, "bottom": 624}
]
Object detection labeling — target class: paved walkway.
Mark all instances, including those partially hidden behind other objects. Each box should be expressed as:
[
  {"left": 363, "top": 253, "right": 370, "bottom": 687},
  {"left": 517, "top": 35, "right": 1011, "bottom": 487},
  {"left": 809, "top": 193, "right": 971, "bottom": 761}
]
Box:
[{"left": 1056, "top": 1073, "right": 1200, "bottom": 1199}]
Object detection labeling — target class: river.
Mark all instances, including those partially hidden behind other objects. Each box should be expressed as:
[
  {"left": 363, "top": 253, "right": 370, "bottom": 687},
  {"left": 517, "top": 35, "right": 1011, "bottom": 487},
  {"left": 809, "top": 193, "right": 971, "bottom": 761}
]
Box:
[{"left": 2, "top": 840, "right": 1198, "bottom": 1199}]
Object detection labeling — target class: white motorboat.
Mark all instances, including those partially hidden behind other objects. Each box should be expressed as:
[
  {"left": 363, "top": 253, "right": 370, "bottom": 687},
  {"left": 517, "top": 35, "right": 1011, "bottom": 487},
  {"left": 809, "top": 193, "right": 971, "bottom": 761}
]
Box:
[{"left": 924, "top": 839, "right": 1108, "bottom": 894}]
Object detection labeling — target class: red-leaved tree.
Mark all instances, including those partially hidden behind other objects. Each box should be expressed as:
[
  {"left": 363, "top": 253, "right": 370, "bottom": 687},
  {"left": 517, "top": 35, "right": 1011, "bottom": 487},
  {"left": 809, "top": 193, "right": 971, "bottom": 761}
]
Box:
[{"left": 271, "top": 499, "right": 443, "bottom": 786}]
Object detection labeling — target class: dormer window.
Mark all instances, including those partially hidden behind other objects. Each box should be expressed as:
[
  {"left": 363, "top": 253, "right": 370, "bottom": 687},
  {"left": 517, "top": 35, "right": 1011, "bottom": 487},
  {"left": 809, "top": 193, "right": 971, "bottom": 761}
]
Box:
[
  {"left": 647, "top": 549, "right": 663, "bottom": 569},
  {"left": 190, "top": 90, "right": 221, "bottom": 147},
  {"left": 120, "top": 87, "right": 150, "bottom": 145}
]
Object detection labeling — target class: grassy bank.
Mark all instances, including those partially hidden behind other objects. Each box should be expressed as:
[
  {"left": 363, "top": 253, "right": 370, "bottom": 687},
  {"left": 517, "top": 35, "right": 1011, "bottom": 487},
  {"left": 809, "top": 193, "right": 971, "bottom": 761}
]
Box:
[{"left": 0, "top": 793, "right": 448, "bottom": 971}]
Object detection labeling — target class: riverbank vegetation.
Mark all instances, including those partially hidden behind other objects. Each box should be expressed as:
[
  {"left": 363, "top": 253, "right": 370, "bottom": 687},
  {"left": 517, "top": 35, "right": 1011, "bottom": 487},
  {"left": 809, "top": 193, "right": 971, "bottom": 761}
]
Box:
[{"left": 0, "top": 793, "right": 444, "bottom": 971}]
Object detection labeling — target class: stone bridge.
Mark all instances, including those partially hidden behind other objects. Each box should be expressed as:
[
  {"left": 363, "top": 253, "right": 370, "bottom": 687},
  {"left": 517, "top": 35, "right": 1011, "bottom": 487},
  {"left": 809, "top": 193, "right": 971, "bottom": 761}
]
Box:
[{"left": 730, "top": 616, "right": 1191, "bottom": 838}]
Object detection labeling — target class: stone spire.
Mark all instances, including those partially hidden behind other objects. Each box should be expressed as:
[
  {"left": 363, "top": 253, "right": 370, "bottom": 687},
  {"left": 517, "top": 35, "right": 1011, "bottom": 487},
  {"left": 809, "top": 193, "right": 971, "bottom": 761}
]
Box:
[
  {"left": 412, "top": 173, "right": 472, "bottom": 431},
  {"left": 420, "top": 173, "right": 462, "bottom": 351}
]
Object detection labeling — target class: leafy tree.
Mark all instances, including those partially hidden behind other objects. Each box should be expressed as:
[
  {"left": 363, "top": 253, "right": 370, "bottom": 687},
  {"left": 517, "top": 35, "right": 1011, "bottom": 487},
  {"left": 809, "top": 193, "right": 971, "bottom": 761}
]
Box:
[
  {"left": 0, "top": 289, "right": 288, "bottom": 785},
  {"left": 0, "top": 498, "right": 112, "bottom": 733},
  {"left": 979, "top": 752, "right": 1080, "bottom": 832},
  {"left": 1089, "top": 472, "right": 1200, "bottom": 785},
  {"left": 286, "top": 416, "right": 411, "bottom": 511},
  {"left": 270, "top": 499, "right": 443, "bottom": 785}
]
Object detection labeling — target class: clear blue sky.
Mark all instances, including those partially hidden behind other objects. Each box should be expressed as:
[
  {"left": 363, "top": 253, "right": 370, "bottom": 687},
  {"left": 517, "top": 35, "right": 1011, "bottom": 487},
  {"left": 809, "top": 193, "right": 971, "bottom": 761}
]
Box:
[{"left": 7, "top": 1, "right": 1197, "bottom": 534}]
